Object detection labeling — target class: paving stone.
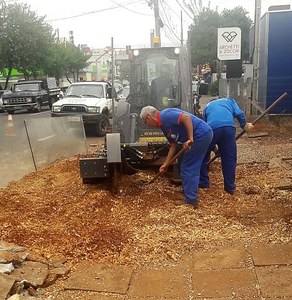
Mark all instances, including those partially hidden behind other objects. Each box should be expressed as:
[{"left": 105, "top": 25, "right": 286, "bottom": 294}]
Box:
[
  {"left": 10, "top": 261, "right": 49, "bottom": 287},
  {"left": 128, "top": 267, "right": 189, "bottom": 299},
  {"left": 251, "top": 243, "right": 292, "bottom": 266},
  {"left": 192, "top": 269, "right": 258, "bottom": 298},
  {"left": 65, "top": 262, "right": 133, "bottom": 295},
  {"left": 256, "top": 266, "right": 292, "bottom": 298},
  {"left": 0, "top": 273, "right": 15, "bottom": 300},
  {"left": 192, "top": 245, "right": 250, "bottom": 270}
]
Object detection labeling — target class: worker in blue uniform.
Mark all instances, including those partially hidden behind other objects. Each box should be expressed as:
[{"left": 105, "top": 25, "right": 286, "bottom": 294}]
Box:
[
  {"left": 140, "top": 106, "right": 213, "bottom": 208},
  {"left": 200, "top": 97, "right": 254, "bottom": 194}
]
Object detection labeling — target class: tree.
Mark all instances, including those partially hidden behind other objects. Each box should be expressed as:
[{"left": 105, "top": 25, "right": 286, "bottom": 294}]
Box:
[
  {"left": 64, "top": 43, "right": 91, "bottom": 83},
  {"left": 189, "top": 8, "right": 220, "bottom": 67},
  {"left": 189, "top": 6, "right": 252, "bottom": 68},
  {"left": 0, "top": 2, "right": 54, "bottom": 87},
  {"left": 42, "top": 41, "right": 90, "bottom": 84}
]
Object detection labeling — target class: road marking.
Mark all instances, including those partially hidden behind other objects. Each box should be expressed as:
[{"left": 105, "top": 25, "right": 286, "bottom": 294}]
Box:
[{"left": 38, "top": 134, "right": 56, "bottom": 142}]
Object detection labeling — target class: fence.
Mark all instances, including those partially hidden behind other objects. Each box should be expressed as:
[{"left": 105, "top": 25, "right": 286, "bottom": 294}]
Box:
[{"left": 0, "top": 116, "right": 88, "bottom": 188}]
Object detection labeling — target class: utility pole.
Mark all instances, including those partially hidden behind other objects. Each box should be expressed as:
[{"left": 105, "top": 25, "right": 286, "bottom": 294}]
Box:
[
  {"left": 252, "top": 0, "right": 261, "bottom": 111},
  {"left": 153, "top": 0, "right": 161, "bottom": 47},
  {"left": 180, "top": 10, "right": 183, "bottom": 46},
  {"left": 111, "top": 37, "right": 116, "bottom": 132}
]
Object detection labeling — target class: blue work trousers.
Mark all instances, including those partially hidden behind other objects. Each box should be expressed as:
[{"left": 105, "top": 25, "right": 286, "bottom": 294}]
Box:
[
  {"left": 179, "top": 130, "right": 213, "bottom": 204},
  {"left": 200, "top": 126, "right": 237, "bottom": 192}
]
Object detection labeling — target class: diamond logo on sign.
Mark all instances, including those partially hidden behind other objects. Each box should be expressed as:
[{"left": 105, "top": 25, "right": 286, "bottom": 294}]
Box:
[
  {"left": 222, "top": 31, "right": 237, "bottom": 42},
  {"left": 217, "top": 27, "right": 241, "bottom": 60}
]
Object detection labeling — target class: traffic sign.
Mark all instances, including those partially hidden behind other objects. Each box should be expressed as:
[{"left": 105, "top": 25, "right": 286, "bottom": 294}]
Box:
[{"left": 217, "top": 27, "right": 241, "bottom": 60}]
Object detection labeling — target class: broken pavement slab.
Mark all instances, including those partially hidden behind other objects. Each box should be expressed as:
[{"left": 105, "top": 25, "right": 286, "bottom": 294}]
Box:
[
  {"left": 10, "top": 261, "right": 49, "bottom": 287},
  {"left": 0, "top": 273, "right": 15, "bottom": 300},
  {"left": 0, "top": 241, "right": 28, "bottom": 264},
  {"left": 251, "top": 243, "right": 292, "bottom": 266},
  {"left": 0, "top": 242, "right": 27, "bottom": 253},
  {"left": 65, "top": 262, "right": 133, "bottom": 295}
]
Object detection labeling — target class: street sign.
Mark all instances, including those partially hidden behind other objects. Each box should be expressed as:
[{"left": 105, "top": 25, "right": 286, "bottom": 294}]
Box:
[{"left": 217, "top": 27, "right": 241, "bottom": 60}]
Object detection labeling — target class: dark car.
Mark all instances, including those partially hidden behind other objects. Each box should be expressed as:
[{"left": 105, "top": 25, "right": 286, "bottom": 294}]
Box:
[{"left": 0, "top": 90, "right": 12, "bottom": 112}]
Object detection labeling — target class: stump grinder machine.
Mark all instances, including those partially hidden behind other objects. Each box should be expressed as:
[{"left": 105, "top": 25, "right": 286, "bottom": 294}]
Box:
[{"left": 79, "top": 46, "right": 193, "bottom": 190}]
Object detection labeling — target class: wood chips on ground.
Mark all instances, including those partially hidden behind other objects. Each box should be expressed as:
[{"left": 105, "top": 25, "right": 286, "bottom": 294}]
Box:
[{"left": 0, "top": 122, "right": 291, "bottom": 272}]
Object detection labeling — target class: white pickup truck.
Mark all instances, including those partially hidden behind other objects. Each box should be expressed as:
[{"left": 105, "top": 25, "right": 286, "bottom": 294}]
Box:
[{"left": 51, "top": 81, "right": 117, "bottom": 136}]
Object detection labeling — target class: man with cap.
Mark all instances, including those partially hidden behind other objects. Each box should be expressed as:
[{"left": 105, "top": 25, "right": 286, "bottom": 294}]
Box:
[
  {"left": 140, "top": 106, "right": 213, "bottom": 209},
  {"left": 200, "top": 97, "right": 254, "bottom": 194}
]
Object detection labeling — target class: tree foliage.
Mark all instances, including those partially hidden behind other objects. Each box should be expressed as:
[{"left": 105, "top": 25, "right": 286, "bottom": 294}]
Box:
[
  {"left": 189, "top": 6, "right": 252, "bottom": 68},
  {"left": 1, "top": 2, "right": 54, "bottom": 82},
  {"left": 43, "top": 42, "right": 91, "bottom": 84},
  {"left": 0, "top": 2, "right": 91, "bottom": 88}
]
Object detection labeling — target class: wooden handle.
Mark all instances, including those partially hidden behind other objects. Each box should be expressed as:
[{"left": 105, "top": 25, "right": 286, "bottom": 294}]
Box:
[{"left": 148, "top": 147, "right": 186, "bottom": 184}]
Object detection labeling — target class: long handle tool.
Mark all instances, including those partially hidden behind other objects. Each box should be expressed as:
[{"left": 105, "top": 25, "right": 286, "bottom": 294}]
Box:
[
  {"left": 148, "top": 147, "right": 186, "bottom": 184},
  {"left": 207, "top": 92, "right": 288, "bottom": 165}
]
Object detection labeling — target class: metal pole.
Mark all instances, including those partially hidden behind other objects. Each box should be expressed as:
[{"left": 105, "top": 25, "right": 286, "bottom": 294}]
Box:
[
  {"left": 180, "top": 10, "right": 183, "bottom": 46},
  {"left": 154, "top": 0, "right": 161, "bottom": 47},
  {"left": 252, "top": 0, "right": 261, "bottom": 112},
  {"left": 111, "top": 37, "right": 116, "bottom": 132},
  {"left": 24, "top": 120, "right": 37, "bottom": 171}
]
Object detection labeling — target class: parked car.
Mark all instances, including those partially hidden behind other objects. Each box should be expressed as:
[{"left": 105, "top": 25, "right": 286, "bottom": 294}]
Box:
[
  {"left": 51, "top": 81, "right": 117, "bottom": 136},
  {"left": 1, "top": 78, "right": 60, "bottom": 114},
  {"left": 0, "top": 90, "right": 12, "bottom": 112}
]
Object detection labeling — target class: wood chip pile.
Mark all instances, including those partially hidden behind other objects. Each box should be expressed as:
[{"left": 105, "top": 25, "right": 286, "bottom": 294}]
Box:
[{"left": 0, "top": 122, "right": 291, "bottom": 269}]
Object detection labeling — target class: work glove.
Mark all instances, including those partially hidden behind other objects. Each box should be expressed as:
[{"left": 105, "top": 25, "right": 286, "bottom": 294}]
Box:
[{"left": 244, "top": 123, "right": 254, "bottom": 132}]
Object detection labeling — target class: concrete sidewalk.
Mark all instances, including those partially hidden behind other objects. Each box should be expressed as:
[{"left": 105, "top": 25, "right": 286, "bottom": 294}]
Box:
[{"left": 57, "top": 243, "right": 292, "bottom": 299}]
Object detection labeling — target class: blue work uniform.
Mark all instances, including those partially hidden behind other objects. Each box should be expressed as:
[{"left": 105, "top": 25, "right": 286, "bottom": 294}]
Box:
[
  {"left": 200, "top": 97, "right": 247, "bottom": 193},
  {"left": 158, "top": 108, "right": 213, "bottom": 204}
]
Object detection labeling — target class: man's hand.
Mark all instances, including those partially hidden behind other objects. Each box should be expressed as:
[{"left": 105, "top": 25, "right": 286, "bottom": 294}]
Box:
[
  {"left": 159, "top": 164, "right": 168, "bottom": 174},
  {"left": 183, "top": 139, "right": 194, "bottom": 149},
  {"left": 244, "top": 123, "right": 254, "bottom": 132}
]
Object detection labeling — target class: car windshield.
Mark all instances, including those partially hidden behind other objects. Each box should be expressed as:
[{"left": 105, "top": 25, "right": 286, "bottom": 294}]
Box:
[
  {"left": 66, "top": 84, "right": 104, "bottom": 98},
  {"left": 14, "top": 83, "right": 40, "bottom": 92}
]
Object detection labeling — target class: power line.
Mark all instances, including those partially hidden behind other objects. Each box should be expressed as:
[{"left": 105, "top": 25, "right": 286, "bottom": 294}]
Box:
[
  {"left": 47, "top": 0, "right": 147, "bottom": 22},
  {"left": 174, "top": 0, "right": 193, "bottom": 20},
  {"left": 159, "top": 0, "right": 181, "bottom": 44},
  {"left": 109, "top": 0, "right": 152, "bottom": 15}
]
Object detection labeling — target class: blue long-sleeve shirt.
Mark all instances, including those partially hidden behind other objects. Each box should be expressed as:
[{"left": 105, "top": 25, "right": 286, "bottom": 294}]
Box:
[{"left": 202, "top": 97, "right": 246, "bottom": 129}]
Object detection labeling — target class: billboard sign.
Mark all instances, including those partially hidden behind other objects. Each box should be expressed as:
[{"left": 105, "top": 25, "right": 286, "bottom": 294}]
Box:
[{"left": 217, "top": 27, "right": 241, "bottom": 60}]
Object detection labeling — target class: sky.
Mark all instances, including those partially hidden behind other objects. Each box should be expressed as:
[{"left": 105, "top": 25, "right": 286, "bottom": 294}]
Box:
[{"left": 8, "top": 0, "right": 291, "bottom": 49}]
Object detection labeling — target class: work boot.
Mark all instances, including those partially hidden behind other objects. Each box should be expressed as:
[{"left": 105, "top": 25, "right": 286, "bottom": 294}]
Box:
[
  {"left": 225, "top": 189, "right": 235, "bottom": 195},
  {"left": 174, "top": 199, "right": 199, "bottom": 209}
]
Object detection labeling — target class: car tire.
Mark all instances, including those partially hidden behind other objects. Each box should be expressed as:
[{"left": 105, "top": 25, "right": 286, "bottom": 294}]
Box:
[
  {"left": 96, "top": 114, "right": 109, "bottom": 137},
  {"left": 34, "top": 100, "right": 42, "bottom": 113},
  {"left": 49, "top": 97, "right": 57, "bottom": 109},
  {"left": 7, "top": 110, "right": 14, "bottom": 114}
]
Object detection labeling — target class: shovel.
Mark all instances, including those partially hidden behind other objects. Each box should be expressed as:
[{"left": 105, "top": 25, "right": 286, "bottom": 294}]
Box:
[{"left": 147, "top": 147, "right": 186, "bottom": 184}]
